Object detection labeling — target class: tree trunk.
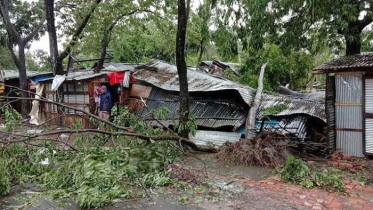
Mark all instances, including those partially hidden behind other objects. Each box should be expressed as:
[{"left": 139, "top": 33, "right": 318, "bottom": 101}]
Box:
[
  {"left": 345, "top": 33, "right": 361, "bottom": 55},
  {"left": 56, "top": 0, "right": 102, "bottom": 72},
  {"left": 196, "top": 39, "right": 204, "bottom": 69},
  {"left": 17, "top": 43, "right": 28, "bottom": 117},
  {"left": 95, "top": 31, "right": 111, "bottom": 73},
  {"left": 44, "top": 0, "right": 61, "bottom": 75},
  {"left": 176, "top": 0, "right": 190, "bottom": 138},
  {"left": 245, "top": 62, "right": 267, "bottom": 140}
]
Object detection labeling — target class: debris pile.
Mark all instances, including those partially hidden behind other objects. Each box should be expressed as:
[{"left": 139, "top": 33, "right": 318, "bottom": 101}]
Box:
[
  {"left": 165, "top": 164, "right": 208, "bottom": 184},
  {"left": 217, "top": 132, "right": 290, "bottom": 168}
]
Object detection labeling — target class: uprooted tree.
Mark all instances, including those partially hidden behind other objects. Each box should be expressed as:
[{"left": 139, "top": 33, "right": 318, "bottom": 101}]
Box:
[
  {"left": 0, "top": 86, "right": 216, "bottom": 207},
  {"left": 245, "top": 62, "right": 267, "bottom": 140}
]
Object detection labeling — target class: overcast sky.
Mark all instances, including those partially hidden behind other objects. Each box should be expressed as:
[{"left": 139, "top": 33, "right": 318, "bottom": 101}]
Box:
[{"left": 28, "top": 0, "right": 203, "bottom": 54}]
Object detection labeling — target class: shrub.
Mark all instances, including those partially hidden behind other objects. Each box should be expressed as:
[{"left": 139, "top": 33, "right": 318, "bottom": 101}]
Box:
[
  {"left": 281, "top": 156, "right": 313, "bottom": 188},
  {"left": 280, "top": 156, "right": 345, "bottom": 191}
]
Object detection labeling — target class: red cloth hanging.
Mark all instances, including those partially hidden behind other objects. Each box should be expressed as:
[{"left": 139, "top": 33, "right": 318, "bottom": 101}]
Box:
[{"left": 107, "top": 72, "right": 125, "bottom": 85}]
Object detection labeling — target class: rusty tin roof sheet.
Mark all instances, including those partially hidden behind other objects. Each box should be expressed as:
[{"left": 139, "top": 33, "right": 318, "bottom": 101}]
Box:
[
  {"left": 314, "top": 52, "right": 373, "bottom": 72},
  {"left": 134, "top": 60, "right": 255, "bottom": 105}
]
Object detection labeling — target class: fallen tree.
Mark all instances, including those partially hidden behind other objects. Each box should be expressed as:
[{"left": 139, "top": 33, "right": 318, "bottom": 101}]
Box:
[{"left": 0, "top": 86, "right": 217, "bottom": 153}]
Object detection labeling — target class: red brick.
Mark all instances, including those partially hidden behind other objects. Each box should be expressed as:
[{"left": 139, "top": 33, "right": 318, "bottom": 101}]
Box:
[
  {"left": 354, "top": 185, "right": 364, "bottom": 191},
  {"left": 304, "top": 201, "right": 313, "bottom": 207},
  {"left": 364, "top": 186, "right": 373, "bottom": 194},
  {"left": 350, "top": 204, "right": 364, "bottom": 210},
  {"left": 351, "top": 180, "right": 360, "bottom": 186},
  {"left": 348, "top": 196, "right": 363, "bottom": 203},
  {"left": 343, "top": 180, "right": 351, "bottom": 185},
  {"left": 329, "top": 200, "right": 342, "bottom": 209},
  {"left": 364, "top": 205, "right": 373, "bottom": 210}
]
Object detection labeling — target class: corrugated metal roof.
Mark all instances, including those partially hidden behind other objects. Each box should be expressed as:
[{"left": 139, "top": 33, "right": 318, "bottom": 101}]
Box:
[
  {"left": 314, "top": 52, "right": 373, "bottom": 72},
  {"left": 137, "top": 87, "right": 247, "bottom": 129},
  {"left": 1, "top": 70, "right": 52, "bottom": 80},
  {"left": 103, "top": 63, "right": 140, "bottom": 71},
  {"left": 134, "top": 60, "right": 254, "bottom": 105},
  {"left": 189, "top": 130, "right": 241, "bottom": 146},
  {"left": 259, "top": 93, "right": 326, "bottom": 122},
  {"left": 66, "top": 71, "right": 106, "bottom": 81},
  {"left": 37, "top": 71, "right": 107, "bottom": 82}
]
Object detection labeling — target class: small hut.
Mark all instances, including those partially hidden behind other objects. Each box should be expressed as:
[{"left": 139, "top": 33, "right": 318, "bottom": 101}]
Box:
[
  {"left": 313, "top": 52, "right": 373, "bottom": 157},
  {"left": 37, "top": 66, "right": 136, "bottom": 128}
]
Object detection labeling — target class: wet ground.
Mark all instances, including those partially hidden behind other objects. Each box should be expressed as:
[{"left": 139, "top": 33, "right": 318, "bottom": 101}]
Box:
[
  {"left": 177, "top": 153, "right": 270, "bottom": 181},
  {"left": 0, "top": 154, "right": 292, "bottom": 210}
]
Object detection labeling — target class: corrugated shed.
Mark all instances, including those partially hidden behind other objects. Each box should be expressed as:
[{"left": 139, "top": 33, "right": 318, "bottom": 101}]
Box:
[
  {"left": 0, "top": 70, "right": 52, "bottom": 80},
  {"left": 133, "top": 60, "right": 255, "bottom": 105},
  {"left": 314, "top": 52, "right": 373, "bottom": 72},
  {"left": 334, "top": 74, "right": 364, "bottom": 157},
  {"left": 137, "top": 87, "right": 247, "bottom": 129},
  {"left": 258, "top": 93, "right": 326, "bottom": 122}
]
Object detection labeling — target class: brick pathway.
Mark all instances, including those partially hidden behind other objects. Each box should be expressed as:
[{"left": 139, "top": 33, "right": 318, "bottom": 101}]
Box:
[{"left": 232, "top": 177, "right": 373, "bottom": 210}]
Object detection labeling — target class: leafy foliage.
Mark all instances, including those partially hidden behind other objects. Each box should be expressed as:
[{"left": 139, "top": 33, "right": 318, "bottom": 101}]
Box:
[
  {"left": 239, "top": 44, "right": 314, "bottom": 91},
  {"left": 0, "top": 107, "right": 184, "bottom": 208},
  {"left": 281, "top": 156, "right": 345, "bottom": 191},
  {"left": 261, "top": 104, "right": 288, "bottom": 118},
  {"left": 1, "top": 105, "right": 22, "bottom": 131},
  {"left": 0, "top": 159, "right": 10, "bottom": 196},
  {"left": 281, "top": 156, "right": 313, "bottom": 188}
]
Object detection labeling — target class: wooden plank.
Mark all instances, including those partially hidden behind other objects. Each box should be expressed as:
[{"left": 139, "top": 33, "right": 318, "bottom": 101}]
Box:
[
  {"left": 334, "top": 71, "right": 363, "bottom": 75},
  {"left": 334, "top": 103, "right": 362, "bottom": 106},
  {"left": 335, "top": 127, "right": 363, "bottom": 132}
]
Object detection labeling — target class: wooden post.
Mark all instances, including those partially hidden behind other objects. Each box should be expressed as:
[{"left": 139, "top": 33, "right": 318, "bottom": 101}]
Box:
[{"left": 245, "top": 62, "right": 267, "bottom": 140}]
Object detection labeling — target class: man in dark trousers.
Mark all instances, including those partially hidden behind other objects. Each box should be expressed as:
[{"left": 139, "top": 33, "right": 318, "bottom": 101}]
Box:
[{"left": 99, "top": 86, "right": 112, "bottom": 121}]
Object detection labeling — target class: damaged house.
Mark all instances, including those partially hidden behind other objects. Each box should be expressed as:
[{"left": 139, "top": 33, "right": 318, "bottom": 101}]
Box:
[
  {"left": 0, "top": 70, "right": 53, "bottom": 111},
  {"left": 128, "top": 60, "right": 326, "bottom": 147},
  {"left": 314, "top": 52, "right": 373, "bottom": 157},
  {"left": 4, "top": 60, "right": 326, "bottom": 152},
  {"left": 198, "top": 60, "right": 240, "bottom": 77},
  {"left": 29, "top": 63, "right": 137, "bottom": 127}
]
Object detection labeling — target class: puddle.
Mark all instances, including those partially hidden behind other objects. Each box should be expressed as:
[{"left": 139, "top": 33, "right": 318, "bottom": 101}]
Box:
[{"left": 177, "top": 153, "right": 271, "bottom": 181}]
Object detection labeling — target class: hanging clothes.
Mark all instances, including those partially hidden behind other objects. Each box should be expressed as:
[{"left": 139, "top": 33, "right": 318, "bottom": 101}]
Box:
[{"left": 107, "top": 72, "right": 125, "bottom": 85}]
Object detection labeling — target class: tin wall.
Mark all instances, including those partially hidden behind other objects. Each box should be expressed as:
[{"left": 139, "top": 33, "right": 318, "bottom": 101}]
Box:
[
  {"left": 365, "top": 79, "right": 373, "bottom": 154},
  {"left": 335, "top": 74, "right": 364, "bottom": 157},
  {"left": 326, "top": 74, "right": 336, "bottom": 150}
]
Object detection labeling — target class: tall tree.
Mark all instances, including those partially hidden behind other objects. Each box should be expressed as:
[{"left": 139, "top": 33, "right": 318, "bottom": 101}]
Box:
[
  {"left": 44, "top": 0, "right": 59, "bottom": 75},
  {"left": 224, "top": 0, "right": 373, "bottom": 55},
  {"left": 0, "top": 0, "right": 46, "bottom": 116},
  {"left": 176, "top": 0, "right": 190, "bottom": 138},
  {"left": 54, "top": 0, "right": 102, "bottom": 73}
]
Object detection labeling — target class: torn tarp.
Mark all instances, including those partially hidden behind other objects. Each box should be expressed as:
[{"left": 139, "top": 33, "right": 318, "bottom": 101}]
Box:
[
  {"left": 29, "top": 83, "right": 45, "bottom": 125},
  {"left": 51, "top": 75, "right": 66, "bottom": 91}
]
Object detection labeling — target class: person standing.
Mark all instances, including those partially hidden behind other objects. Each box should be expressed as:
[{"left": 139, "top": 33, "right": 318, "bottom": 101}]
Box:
[{"left": 99, "top": 86, "right": 112, "bottom": 121}]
